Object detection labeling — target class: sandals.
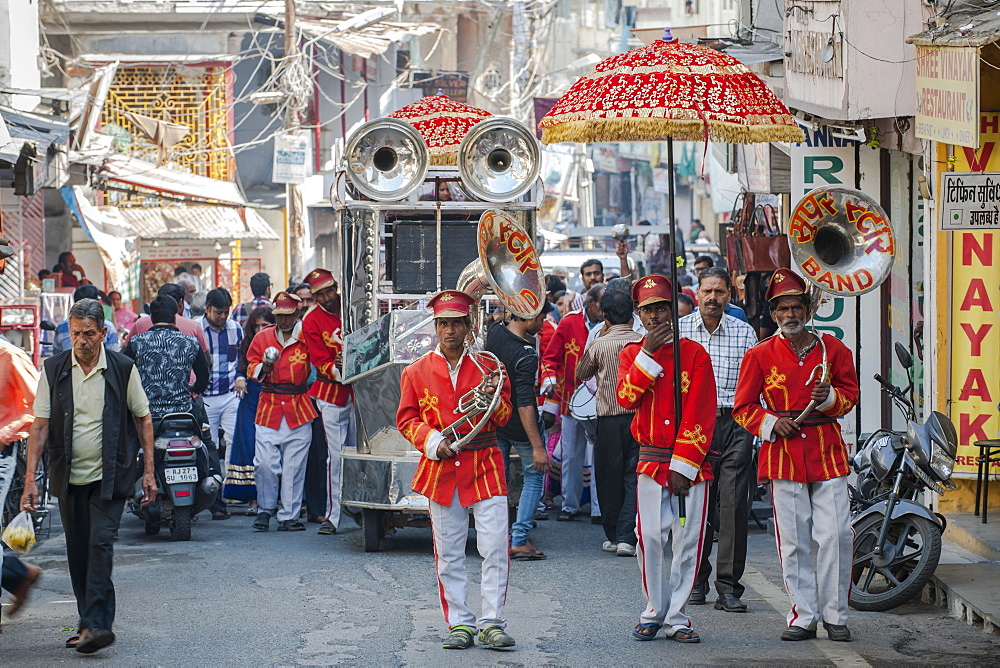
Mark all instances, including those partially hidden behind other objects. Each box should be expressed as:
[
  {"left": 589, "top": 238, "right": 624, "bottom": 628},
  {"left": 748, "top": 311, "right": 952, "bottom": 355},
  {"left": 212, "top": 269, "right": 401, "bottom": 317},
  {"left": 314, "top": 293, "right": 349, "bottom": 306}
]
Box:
[
  {"left": 245, "top": 502, "right": 259, "bottom": 516},
  {"left": 75, "top": 628, "right": 116, "bottom": 654},
  {"left": 277, "top": 520, "right": 306, "bottom": 532},
  {"left": 252, "top": 511, "right": 271, "bottom": 532},
  {"left": 632, "top": 622, "right": 661, "bottom": 641},
  {"left": 556, "top": 510, "right": 578, "bottom": 522},
  {"left": 65, "top": 635, "right": 80, "bottom": 648},
  {"left": 667, "top": 627, "right": 700, "bottom": 643}
]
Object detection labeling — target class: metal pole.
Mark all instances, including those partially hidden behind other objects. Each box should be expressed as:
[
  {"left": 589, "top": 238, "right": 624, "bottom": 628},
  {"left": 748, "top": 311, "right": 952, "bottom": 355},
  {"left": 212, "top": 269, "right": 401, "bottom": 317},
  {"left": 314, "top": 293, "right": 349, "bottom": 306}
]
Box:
[
  {"left": 667, "top": 138, "right": 682, "bottom": 425},
  {"left": 285, "top": 0, "right": 305, "bottom": 280}
]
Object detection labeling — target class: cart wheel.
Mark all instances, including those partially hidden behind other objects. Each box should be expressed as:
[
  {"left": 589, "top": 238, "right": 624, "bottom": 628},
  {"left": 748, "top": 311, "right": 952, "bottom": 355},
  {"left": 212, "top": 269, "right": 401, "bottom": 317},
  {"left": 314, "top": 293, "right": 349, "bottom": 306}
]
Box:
[{"left": 362, "top": 509, "right": 384, "bottom": 552}]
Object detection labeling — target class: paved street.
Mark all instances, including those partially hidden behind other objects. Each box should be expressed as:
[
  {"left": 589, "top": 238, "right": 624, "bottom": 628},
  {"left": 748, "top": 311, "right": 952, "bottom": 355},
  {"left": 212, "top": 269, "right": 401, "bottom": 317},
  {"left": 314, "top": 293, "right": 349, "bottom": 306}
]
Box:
[{"left": 3, "top": 505, "right": 999, "bottom": 665}]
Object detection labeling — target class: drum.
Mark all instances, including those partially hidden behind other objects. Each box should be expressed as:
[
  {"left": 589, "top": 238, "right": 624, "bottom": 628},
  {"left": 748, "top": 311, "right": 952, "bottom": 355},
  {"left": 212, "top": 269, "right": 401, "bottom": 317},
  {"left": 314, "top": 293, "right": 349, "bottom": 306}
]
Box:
[{"left": 568, "top": 383, "right": 597, "bottom": 421}]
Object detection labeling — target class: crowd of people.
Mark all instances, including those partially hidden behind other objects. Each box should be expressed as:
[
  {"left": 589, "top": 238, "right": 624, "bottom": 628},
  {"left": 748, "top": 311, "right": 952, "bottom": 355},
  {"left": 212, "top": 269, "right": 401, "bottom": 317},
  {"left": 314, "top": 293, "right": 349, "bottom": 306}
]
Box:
[{"left": 1, "top": 250, "right": 860, "bottom": 654}]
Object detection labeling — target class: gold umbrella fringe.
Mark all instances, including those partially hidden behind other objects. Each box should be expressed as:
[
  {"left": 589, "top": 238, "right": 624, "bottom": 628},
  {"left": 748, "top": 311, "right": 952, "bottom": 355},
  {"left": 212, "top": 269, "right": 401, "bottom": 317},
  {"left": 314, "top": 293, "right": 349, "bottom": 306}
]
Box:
[
  {"left": 540, "top": 117, "right": 805, "bottom": 145},
  {"left": 430, "top": 151, "right": 457, "bottom": 166}
]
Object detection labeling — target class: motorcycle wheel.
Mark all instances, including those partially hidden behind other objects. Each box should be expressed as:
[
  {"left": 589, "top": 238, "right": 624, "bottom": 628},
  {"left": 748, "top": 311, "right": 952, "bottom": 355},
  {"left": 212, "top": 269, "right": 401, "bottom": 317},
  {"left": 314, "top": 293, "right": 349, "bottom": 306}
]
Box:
[
  {"left": 170, "top": 507, "right": 193, "bottom": 541},
  {"left": 850, "top": 512, "right": 941, "bottom": 611},
  {"left": 362, "top": 508, "right": 384, "bottom": 553}
]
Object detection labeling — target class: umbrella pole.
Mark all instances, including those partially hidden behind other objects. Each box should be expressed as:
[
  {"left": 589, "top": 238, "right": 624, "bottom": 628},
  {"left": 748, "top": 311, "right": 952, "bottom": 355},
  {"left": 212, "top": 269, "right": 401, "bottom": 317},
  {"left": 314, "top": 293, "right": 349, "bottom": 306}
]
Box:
[{"left": 666, "top": 138, "right": 683, "bottom": 427}]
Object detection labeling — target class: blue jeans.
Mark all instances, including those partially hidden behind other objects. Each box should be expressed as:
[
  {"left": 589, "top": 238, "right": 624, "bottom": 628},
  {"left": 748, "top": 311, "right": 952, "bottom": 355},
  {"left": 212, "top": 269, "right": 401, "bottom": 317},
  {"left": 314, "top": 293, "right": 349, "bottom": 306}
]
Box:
[{"left": 497, "top": 437, "right": 545, "bottom": 547}]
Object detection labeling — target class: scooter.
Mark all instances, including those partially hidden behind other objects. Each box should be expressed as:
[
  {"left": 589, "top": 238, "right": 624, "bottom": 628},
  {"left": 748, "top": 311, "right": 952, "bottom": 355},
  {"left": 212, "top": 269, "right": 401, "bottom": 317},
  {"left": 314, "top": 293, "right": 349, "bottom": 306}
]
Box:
[
  {"left": 848, "top": 343, "right": 958, "bottom": 611},
  {"left": 129, "top": 413, "right": 220, "bottom": 541}
]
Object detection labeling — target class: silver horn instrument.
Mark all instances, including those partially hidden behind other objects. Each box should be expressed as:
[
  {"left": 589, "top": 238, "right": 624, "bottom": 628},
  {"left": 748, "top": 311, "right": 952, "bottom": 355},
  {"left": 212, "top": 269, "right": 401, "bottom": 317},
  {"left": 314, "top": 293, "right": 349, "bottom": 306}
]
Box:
[
  {"left": 786, "top": 186, "right": 895, "bottom": 424},
  {"left": 442, "top": 210, "right": 545, "bottom": 452}
]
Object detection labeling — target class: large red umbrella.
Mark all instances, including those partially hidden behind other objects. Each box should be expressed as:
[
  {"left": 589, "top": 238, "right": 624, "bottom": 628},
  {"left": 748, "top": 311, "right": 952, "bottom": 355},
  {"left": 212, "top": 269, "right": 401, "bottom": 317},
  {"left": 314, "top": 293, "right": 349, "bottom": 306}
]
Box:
[
  {"left": 388, "top": 93, "right": 492, "bottom": 165},
  {"left": 539, "top": 32, "right": 803, "bottom": 501},
  {"left": 538, "top": 34, "right": 803, "bottom": 145}
]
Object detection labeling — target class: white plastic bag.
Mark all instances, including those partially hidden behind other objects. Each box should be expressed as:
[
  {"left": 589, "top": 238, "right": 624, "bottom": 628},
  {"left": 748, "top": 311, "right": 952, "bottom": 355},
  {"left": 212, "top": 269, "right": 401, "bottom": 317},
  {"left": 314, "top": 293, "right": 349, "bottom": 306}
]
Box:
[{"left": 2, "top": 510, "right": 36, "bottom": 553}]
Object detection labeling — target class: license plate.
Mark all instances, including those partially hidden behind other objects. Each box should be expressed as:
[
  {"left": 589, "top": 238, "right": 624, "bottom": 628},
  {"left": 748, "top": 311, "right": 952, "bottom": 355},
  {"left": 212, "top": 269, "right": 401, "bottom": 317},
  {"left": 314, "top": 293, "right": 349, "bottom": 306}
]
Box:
[{"left": 164, "top": 467, "right": 198, "bottom": 484}]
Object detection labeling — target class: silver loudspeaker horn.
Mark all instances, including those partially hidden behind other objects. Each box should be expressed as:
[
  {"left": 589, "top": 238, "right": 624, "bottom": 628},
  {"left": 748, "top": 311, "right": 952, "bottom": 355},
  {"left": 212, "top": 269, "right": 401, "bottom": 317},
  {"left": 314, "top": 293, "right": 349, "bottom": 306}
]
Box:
[
  {"left": 457, "top": 117, "right": 541, "bottom": 203},
  {"left": 344, "top": 117, "right": 429, "bottom": 201}
]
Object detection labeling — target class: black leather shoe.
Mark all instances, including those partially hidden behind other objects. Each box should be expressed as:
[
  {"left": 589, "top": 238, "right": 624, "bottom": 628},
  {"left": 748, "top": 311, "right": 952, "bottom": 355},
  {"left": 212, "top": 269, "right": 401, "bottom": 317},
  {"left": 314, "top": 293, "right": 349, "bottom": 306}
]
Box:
[
  {"left": 780, "top": 626, "right": 817, "bottom": 641},
  {"left": 688, "top": 583, "right": 707, "bottom": 605},
  {"left": 714, "top": 594, "right": 747, "bottom": 612},
  {"left": 823, "top": 623, "right": 852, "bottom": 642}
]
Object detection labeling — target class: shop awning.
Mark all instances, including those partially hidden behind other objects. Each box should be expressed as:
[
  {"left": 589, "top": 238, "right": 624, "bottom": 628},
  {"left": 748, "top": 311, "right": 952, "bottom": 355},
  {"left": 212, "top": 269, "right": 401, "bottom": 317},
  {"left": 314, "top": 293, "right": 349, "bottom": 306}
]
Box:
[
  {"left": 95, "top": 155, "right": 248, "bottom": 206},
  {"left": 907, "top": 11, "right": 1000, "bottom": 47},
  {"left": 261, "top": 11, "right": 440, "bottom": 59},
  {"left": 100, "top": 206, "right": 279, "bottom": 241},
  {"left": 0, "top": 104, "right": 71, "bottom": 162}
]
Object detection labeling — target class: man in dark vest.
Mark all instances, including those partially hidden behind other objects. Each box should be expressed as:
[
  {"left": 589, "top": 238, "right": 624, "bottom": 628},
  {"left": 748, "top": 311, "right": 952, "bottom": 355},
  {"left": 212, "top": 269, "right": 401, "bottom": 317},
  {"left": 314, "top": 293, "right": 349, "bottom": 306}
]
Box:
[{"left": 21, "top": 298, "right": 157, "bottom": 654}]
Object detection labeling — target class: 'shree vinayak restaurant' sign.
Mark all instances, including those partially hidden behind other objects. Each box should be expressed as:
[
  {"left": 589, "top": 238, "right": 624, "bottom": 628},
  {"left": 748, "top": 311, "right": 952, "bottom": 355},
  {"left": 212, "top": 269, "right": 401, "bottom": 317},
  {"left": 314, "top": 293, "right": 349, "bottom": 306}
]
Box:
[{"left": 915, "top": 46, "right": 980, "bottom": 149}]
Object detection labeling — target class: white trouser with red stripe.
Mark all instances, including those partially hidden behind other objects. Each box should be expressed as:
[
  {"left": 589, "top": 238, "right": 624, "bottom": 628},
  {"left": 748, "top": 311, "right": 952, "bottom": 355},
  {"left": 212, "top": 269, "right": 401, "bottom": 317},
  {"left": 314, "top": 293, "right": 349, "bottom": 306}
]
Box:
[
  {"left": 316, "top": 397, "right": 356, "bottom": 527},
  {"left": 254, "top": 417, "right": 312, "bottom": 522},
  {"left": 636, "top": 474, "right": 710, "bottom": 635},
  {"left": 428, "top": 489, "right": 509, "bottom": 631},
  {"left": 771, "top": 476, "right": 852, "bottom": 629}
]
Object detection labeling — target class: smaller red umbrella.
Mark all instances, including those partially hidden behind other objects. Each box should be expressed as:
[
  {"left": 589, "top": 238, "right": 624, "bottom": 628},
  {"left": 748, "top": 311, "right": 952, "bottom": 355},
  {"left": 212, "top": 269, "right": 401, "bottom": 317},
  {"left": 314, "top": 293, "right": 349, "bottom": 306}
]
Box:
[{"left": 388, "top": 93, "right": 492, "bottom": 165}]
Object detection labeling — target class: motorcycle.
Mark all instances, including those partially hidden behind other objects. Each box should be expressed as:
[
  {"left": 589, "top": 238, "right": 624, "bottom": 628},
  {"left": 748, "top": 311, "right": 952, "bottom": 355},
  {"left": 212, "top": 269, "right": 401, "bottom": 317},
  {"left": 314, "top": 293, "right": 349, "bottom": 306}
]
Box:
[
  {"left": 848, "top": 343, "right": 958, "bottom": 611},
  {"left": 129, "top": 413, "right": 220, "bottom": 541}
]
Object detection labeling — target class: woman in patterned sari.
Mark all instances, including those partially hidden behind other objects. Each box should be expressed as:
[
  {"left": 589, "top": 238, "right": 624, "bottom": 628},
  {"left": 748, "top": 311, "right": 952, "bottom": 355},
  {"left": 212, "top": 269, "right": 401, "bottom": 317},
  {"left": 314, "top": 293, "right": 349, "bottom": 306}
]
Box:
[{"left": 223, "top": 306, "right": 274, "bottom": 512}]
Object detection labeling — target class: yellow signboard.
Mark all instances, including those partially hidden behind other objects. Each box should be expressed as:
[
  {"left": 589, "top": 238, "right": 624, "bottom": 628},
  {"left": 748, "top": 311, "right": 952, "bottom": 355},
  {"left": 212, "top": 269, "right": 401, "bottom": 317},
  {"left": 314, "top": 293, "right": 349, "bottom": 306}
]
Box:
[
  {"left": 947, "top": 113, "right": 1000, "bottom": 476},
  {"left": 915, "top": 46, "right": 980, "bottom": 149}
]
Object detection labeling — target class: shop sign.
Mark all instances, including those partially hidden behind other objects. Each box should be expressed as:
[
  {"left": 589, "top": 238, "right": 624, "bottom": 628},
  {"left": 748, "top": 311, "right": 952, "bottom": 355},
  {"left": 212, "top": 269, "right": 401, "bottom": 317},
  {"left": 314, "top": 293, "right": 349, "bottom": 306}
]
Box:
[
  {"left": 948, "top": 115, "right": 1000, "bottom": 477},
  {"left": 941, "top": 172, "right": 1000, "bottom": 229},
  {"left": 914, "top": 46, "right": 979, "bottom": 149}
]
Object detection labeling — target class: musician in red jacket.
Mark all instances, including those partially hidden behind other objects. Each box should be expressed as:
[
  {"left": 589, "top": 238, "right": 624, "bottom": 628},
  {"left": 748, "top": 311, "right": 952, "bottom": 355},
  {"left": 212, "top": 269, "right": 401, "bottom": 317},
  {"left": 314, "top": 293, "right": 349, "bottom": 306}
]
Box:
[
  {"left": 616, "top": 275, "right": 717, "bottom": 644},
  {"left": 733, "top": 269, "right": 858, "bottom": 642},
  {"left": 540, "top": 284, "right": 604, "bottom": 521},
  {"left": 246, "top": 291, "right": 319, "bottom": 532},
  {"left": 396, "top": 290, "right": 516, "bottom": 651},
  {"left": 301, "top": 268, "right": 355, "bottom": 536}
]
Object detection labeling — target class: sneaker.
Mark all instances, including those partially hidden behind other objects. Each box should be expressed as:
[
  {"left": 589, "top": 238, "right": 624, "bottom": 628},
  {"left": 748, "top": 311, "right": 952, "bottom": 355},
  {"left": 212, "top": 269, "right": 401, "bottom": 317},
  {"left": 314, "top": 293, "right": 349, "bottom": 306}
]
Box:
[
  {"left": 616, "top": 542, "right": 637, "bottom": 557},
  {"left": 442, "top": 625, "right": 475, "bottom": 650},
  {"left": 478, "top": 625, "right": 516, "bottom": 650},
  {"left": 602, "top": 540, "right": 618, "bottom": 553}
]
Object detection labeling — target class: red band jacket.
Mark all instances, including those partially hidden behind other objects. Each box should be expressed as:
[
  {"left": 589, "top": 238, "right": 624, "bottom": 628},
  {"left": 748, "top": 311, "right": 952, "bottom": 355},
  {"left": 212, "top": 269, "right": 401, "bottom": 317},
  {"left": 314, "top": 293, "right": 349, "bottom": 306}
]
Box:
[
  {"left": 733, "top": 333, "right": 859, "bottom": 483},
  {"left": 301, "top": 306, "right": 351, "bottom": 406},
  {"left": 540, "top": 311, "right": 591, "bottom": 416},
  {"left": 246, "top": 323, "right": 320, "bottom": 430},
  {"left": 397, "top": 349, "right": 513, "bottom": 508},
  {"left": 617, "top": 338, "right": 717, "bottom": 487}
]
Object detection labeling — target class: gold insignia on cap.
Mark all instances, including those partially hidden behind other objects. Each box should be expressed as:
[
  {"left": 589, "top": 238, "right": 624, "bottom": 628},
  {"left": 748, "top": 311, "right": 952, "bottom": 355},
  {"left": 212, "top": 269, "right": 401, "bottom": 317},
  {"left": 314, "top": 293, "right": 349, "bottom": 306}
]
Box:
[
  {"left": 643, "top": 278, "right": 657, "bottom": 288},
  {"left": 439, "top": 293, "right": 455, "bottom": 301}
]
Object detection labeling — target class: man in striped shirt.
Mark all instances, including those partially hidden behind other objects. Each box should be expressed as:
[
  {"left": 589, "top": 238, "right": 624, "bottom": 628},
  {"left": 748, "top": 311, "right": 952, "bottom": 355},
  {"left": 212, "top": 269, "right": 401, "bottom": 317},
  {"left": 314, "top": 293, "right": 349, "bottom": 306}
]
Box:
[
  {"left": 679, "top": 267, "right": 758, "bottom": 613},
  {"left": 231, "top": 273, "right": 272, "bottom": 326},
  {"left": 198, "top": 288, "right": 244, "bottom": 463},
  {"left": 576, "top": 288, "right": 643, "bottom": 557}
]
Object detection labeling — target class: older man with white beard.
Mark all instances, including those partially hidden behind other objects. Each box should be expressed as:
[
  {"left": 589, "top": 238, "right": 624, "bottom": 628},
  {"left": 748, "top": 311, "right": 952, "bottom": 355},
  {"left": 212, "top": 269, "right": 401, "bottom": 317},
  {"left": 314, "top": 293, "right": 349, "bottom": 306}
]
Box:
[{"left": 733, "top": 269, "right": 859, "bottom": 642}]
